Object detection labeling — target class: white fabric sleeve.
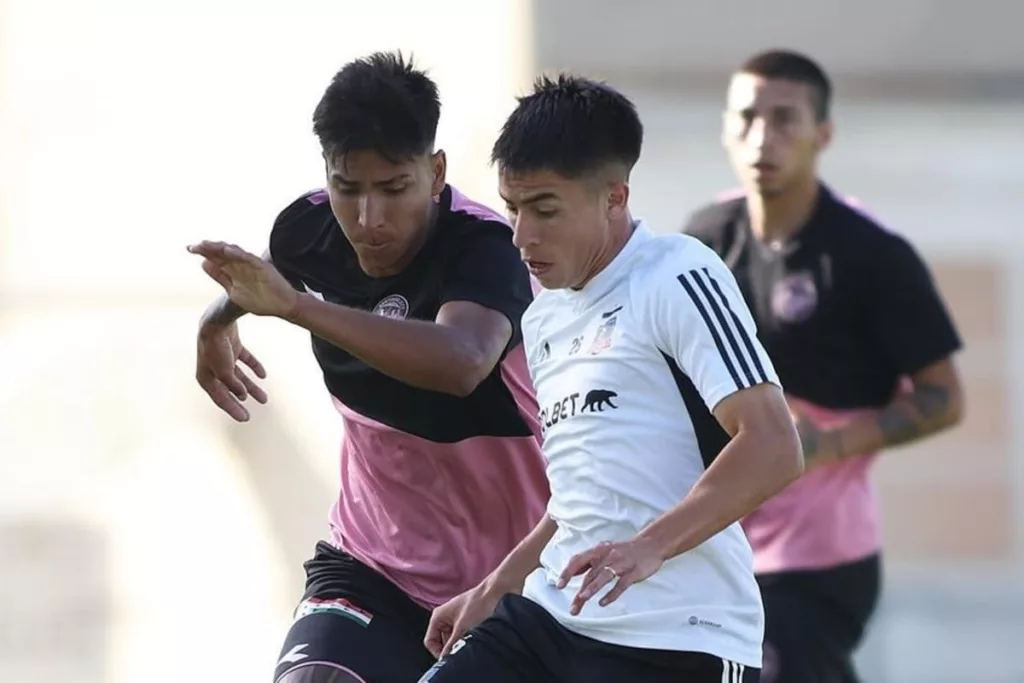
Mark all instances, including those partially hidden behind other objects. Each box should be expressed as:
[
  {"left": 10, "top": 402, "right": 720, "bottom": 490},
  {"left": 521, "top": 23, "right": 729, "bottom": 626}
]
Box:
[{"left": 642, "top": 253, "right": 781, "bottom": 412}]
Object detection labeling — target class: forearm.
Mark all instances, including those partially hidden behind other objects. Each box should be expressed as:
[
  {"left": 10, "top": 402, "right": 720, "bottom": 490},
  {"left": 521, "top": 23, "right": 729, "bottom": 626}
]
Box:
[
  {"left": 826, "top": 381, "right": 964, "bottom": 459},
  {"left": 637, "top": 430, "right": 801, "bottom": 561},
  {"left": 284, "top": 293, "right": 486, "bottom": 396},
  {"left": 482, "top": 515, "right": 558, "bottom": 595}
]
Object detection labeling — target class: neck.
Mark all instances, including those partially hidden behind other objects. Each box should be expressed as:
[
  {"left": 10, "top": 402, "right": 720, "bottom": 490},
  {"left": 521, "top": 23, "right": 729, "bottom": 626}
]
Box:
[
  {"left": 574, "top": 216, "right": 635, "bottom": 290},
  {"left": 747, "top": 175, "right": 820, "bottom": 243}
]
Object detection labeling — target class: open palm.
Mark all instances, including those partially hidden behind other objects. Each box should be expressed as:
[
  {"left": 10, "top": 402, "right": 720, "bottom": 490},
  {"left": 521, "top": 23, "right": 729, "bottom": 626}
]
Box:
[{"left": 188, "top": 241, "right": 298, "bottom": 317}]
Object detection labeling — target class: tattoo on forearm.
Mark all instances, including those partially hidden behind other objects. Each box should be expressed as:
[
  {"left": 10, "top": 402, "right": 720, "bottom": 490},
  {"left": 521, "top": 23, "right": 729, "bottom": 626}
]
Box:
[
  {"left": 796, "top": 419, "right": 819, "bottom": 457},
  {"left": 876, "top": 381, "right": 951, "bottom": 447}
]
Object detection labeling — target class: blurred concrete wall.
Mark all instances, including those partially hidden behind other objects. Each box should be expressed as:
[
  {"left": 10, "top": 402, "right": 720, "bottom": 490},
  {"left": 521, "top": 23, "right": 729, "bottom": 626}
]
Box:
[{"left": 534, "top": 0, "right": 1024, "bottom": 99}]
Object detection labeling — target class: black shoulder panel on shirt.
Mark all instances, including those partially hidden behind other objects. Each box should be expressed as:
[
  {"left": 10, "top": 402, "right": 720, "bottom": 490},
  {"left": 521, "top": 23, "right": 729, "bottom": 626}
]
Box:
[{"left": 679, "top": 197, "right": 745, "bottom": 253}]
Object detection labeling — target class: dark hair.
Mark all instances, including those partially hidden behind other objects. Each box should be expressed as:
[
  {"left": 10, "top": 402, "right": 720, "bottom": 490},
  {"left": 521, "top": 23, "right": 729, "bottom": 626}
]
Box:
[
  {"left": 312, "top": 51, "right": 441, "bottom": 163},
  {"left": 491, "top": 74, "right": 643, "bottom": 180},
  {"left": 739, "top": 50, "right": 832, "bottom": 121}
]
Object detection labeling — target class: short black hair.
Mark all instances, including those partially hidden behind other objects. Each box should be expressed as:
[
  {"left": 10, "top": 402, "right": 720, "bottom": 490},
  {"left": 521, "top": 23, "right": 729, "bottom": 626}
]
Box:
[
  {"left": 739, "top": 50, "right": 832, "bottom": 121},
  {"left": 312, "top": 51, "right": 441, "bottom": 163},
  {"left": 491, "top": 74, "right": 643, "bottom": 180}
]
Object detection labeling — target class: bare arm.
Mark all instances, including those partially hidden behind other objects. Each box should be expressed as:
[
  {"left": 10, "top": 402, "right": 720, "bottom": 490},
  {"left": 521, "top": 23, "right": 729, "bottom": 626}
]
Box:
[
  {"left": 637, "top": 383, "right": 804, "bottom": 560},
  {"left": 802, "top": 357, "right": 964, "bottom": 464},
  {"left": 285, "top": 295, "right": 512, "bottom": 397},
  {"left": 480, "top": 515, "right": 558, "bottom": 596}
]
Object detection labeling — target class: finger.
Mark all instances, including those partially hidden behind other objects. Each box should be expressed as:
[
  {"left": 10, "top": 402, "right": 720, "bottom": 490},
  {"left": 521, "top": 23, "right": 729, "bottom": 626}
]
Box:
[
  {"left": 424, "top": 617, "right": 449, "bottom": 658},
  {"left": 239, "top": 347, "right": 267, "bottom": 379},
  {"left": 557, "top": 548, "right": 600, "bottom": 589},
  {"left": 199, "top": 378, "right": 250, "bottom": 422},
  {"left": 187, "top": 240, "right": 230, "bottom": 259},
  {"left": 438, "top": 620, "right": 466, "bottom": 659},
  {"left": 598, "top": 571, "right": 636, "bottom": 607},
  {"left": 200, "top": 259, "right": 234, "bottom": 291},
  {"left": 221, "top": 243, "right": 263, "bottom": 264},
  {"left": 570, "top": 565, "right": 619, "bottom": 615},
  {"left": 235, "top": 367, "right": 267, "bottom": 404}
]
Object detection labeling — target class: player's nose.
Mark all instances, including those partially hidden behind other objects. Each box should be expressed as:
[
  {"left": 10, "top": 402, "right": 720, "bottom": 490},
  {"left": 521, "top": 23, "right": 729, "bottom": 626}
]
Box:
[
  {"left": 358, "top": 195, "right": 386, "bottom": 230},
  {"left": 511, "top": 215, "right": 540, "bottom": 249}
]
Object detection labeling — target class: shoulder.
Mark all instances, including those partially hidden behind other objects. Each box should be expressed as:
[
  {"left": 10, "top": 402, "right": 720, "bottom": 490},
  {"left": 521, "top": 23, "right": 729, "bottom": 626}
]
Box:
[
  {"left": 268, "top": 189, "right": 336, "bottom": 259},
  {"left": 822, "top": 190, "right": 927, "bottom": 269},
  {"left": 679, "top": 195, "right": 745, "bottom": 244},
  {"left": 633, "top": 230, "right": 735, "bottom": 286},
  {"left": 435, "top": 186, "right": 515, "bottom": 254},
  {"left": 627, "top": 230, "right": 739, "bottom": 324}
]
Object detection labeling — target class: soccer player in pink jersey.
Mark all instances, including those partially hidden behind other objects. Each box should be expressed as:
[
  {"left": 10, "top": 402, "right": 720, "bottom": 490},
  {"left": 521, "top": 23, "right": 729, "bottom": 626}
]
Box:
[
  {"left": 682, "top": 50, "right": 965, "bottom": 683},
  {"left": 188, "top": 52, "right": 549, "bottom": 683}
]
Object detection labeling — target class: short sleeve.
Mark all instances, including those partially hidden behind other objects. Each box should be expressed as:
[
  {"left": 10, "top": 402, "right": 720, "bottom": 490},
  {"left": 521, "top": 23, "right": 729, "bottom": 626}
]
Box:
[
  {"left": 267, "top": 190, "right": 328, "bottom": 293},
  {"left": 643, "top": 252, "right": 781, "bottom": 412},
  {"left": 866, "top": 234, "right": 962, "bottom": 374},
  {"left": 439, "top": 221, "right": 534, "bottom": 354}
]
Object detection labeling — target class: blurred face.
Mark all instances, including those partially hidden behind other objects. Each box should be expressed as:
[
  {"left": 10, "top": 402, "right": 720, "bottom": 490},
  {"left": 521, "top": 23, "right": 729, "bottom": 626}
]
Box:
[
  {"left": 722, "top": 73, "right": 832, "bottom": 197},
  {"left": 500, "top": 168, "right": 629, "bottom": 290},
  {"left": 325, "top": 149, "right": 446, "bottom": 277}
]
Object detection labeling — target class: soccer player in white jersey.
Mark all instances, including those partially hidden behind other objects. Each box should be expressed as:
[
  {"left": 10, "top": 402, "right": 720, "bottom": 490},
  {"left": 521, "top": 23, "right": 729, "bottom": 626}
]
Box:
[{"left": 416, "top": 75, "right": 804, "bottom": 683}]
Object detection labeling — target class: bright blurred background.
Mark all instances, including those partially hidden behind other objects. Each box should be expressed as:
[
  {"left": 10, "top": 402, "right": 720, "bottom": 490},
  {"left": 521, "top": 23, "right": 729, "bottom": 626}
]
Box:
[{"left": 1, "top": 1, "right": 1022, "bottom": 682}]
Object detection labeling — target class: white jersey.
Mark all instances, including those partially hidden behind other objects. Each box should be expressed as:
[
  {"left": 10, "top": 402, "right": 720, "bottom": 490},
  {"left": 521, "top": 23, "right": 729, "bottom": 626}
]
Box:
[{"left": 521, "top": 222, "right": 780, "bottom": 668}]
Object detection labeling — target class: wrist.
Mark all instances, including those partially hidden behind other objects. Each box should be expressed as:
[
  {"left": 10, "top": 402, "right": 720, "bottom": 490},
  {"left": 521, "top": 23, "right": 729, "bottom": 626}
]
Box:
[
  {"left": 635, "top": 525, "right": 676, "bottom": 563},
  {"left": 481, "top": 566, "right": 527, "bottom": 598},
  {"left": 198, "top": 316, "right": 232, "bottom": 338},
  {"left": 281, "top": 291, "right": 312, "bottom": 324}
]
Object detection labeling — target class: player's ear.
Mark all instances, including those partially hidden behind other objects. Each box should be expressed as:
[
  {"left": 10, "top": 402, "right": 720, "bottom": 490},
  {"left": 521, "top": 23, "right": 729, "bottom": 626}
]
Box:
[
  {"left": 815, "top": 119, "right": 834, "bottom": 153},
  {"left": 430, "top": 150, "right": 447, "bottom": 197},
  {"left": 606, "top": 180, "right": 629, "bottom": 220}
]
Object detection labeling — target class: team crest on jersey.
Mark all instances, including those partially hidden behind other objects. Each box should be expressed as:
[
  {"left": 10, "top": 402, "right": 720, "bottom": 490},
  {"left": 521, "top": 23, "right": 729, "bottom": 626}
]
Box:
[
  {"left": 372, "top": 294, "right": 410, "bottom": 319},
  {"left": 588, "top": 307, "right": 621, "bottom": 355},
  {"left": 293, "top": 596, "right": 373, "bottom": 627},
  {"left": 771, "top": 272, "right": 817, "bottom": 323}
]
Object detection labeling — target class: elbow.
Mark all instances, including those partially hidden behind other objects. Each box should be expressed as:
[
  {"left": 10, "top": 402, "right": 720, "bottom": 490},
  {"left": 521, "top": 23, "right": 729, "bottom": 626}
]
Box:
[
  {"left": 768, "top": 423, "right": 805, "bottom": 490},
  {"left": 443, "top": 348, "right": 495, "bottom": 398},
  {"left": 944, "top": 388, "right": 966, "bottom": 429}
]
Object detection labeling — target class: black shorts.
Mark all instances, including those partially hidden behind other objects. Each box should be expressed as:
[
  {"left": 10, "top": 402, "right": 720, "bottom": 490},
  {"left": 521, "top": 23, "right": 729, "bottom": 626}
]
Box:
[
  {"left": 419, "top": 592, "right": 759, "bottom": 683},
  {"left": 273, "top": 542, "right": 436, "bottom": 683},
  {"left": 757, "top": 554, "right": 882, "bottom": 683}
]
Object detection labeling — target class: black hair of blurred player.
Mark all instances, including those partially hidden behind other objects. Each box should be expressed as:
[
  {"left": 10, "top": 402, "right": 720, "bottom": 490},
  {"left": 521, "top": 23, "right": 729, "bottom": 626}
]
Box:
[
  {"left": 722, "top": 49, "right": 833, "bottom": 201},
  {"left": 313, "top": 51, "right": 447, "bottom": 278},
  {"left": 491, "top": 74, "right": 643, "bottom": 291}
]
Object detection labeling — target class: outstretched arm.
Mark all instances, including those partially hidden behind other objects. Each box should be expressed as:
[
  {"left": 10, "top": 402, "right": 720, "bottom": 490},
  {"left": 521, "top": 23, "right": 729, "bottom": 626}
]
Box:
[{"left": 189, "top": 222, "right": 532, "bottom": 398}]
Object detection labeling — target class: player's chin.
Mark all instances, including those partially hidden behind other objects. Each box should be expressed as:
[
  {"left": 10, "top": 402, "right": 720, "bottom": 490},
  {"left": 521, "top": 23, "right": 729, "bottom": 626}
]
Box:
[
  {"left": 532, "top": 267, "right": 568, "bottom": 290},
  {"left": 355, "top": 250, "right": 399, "bottom": 277},
  {"left": 747, "top": 172, "right": 789, "bottom": 198}
]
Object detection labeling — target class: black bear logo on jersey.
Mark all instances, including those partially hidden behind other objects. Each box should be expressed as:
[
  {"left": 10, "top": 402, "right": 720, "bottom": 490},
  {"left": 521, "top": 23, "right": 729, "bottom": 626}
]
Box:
[
  {"left": 539, "top": 388, "right": 619, "bottom": 432},
  {"left": 581, "top": 389, "right": 617, "bottom": 412}
]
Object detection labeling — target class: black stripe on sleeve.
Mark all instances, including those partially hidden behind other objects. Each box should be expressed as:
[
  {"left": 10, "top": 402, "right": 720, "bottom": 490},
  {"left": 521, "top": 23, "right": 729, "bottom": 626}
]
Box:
[
  {"left": 688, "top": 270, "right": 758, "bottom": 387},
  {"left": 703, "top": 267, "right": 769, "bottom": 384},
  {"left": 676, "top": 273, "right": 743, "bottom": 389}
]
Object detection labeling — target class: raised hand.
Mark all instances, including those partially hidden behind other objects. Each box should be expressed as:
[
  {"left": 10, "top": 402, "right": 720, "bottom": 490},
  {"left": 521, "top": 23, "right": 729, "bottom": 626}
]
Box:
[{"left": 188, "top": 241, "right": 299, "bottom": 318}]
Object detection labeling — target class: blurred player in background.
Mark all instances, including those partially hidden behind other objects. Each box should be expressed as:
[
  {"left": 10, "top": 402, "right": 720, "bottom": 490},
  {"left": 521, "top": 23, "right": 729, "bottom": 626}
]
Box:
[
  {"left": 188, "top": 52, "right": 549, "bottom": 683},
  {"left": 419, "top": 75, "right": 804, "bottom": 683},
  {"left": 682, "top": 49, "right": 965, "bottom": 683}
]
